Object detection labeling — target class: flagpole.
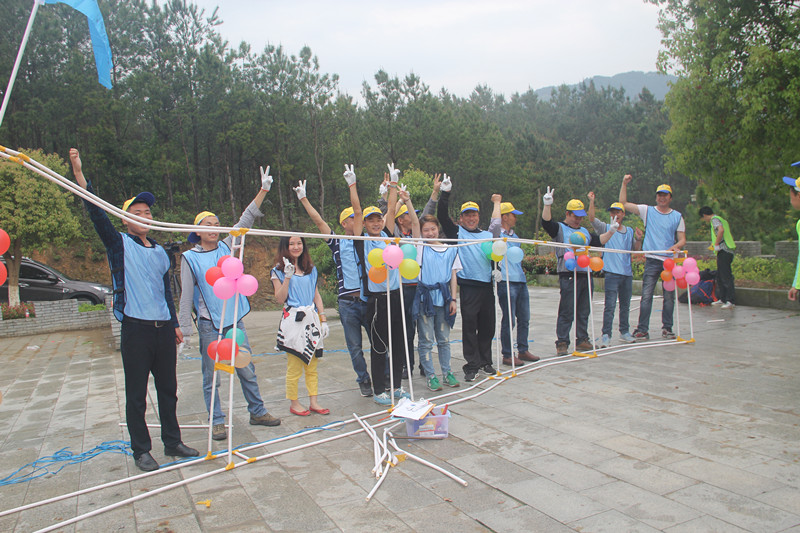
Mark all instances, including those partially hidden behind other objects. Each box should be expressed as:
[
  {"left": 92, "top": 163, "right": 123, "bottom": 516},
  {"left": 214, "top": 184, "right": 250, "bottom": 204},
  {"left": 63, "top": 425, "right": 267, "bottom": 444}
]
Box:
[{"left": 0, "top": 0, "right": 42, "bottom": 130}]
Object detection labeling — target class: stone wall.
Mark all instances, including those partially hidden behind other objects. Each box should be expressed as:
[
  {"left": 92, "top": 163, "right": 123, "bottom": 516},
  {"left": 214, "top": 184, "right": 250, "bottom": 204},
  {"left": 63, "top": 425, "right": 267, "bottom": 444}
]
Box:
[
  {"left": 0, "top": 296, "right": 113, "bottom": 338},
  {"left": 775, "top": 241, "right": 798, "bottom": 264}
]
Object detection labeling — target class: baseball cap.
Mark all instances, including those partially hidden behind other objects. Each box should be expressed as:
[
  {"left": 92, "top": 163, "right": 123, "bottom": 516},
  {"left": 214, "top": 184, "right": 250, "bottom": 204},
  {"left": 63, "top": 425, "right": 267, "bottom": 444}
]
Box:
[
  {"left": 187, "top": 211, "right": 217, "bottom": 243},
  {"left": 362, "top": 206, "right": 382, "bottom": 219},
  {"left": 394, "top": 205, "right": 419, "bottom": 218},
  {"left": 339, "top": 207, "right": 355, "bottom": 225},
  {"left": 122, "top": 192, "right": 155, "bottom": 212},
  {"left": 782, "top": 176, "right": 800, "bottom": 192},
  {"left": 656, "top": 184, "right": 673, "bottom": 195},
  {"left": 566, "top": 199, "right": 587, "bottom": 217},
  {"left": 460, "top": 201, "right": 479, "bottom": 213},
  {"left": 607, "top": 202, "right": 625, "bottom": 212},
  {"left": 500, "top": 202, "right": 523, "bottom": 215}
]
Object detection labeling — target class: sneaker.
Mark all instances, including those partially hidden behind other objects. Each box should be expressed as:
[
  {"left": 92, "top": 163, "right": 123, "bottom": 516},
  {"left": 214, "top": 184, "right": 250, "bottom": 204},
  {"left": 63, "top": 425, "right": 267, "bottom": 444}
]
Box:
[
  {"left": 250, "top": 413, "right": 281, "bottom": 427},
  {"left": 556, "top": 341, "right": 569, "bottom": 356},
  {"left": 464, "top": 370, "right": 478, "bottom": 382},
  {"left": 480, "top": 364, "right": 496, "bottom": 375},
  {"left": 632, "top": 330, "right": 649, "bottom": 341},
  {"left": 619, "top": 332, "right": 636, "bottom": 344},
  {"left": 595, "top": 334, "right": 611, "bottom": 348},
  {"left": 212, "top": 423, "right": 227, "bottom": 440},
  {"left": 576, "top": 339, "right": 593, "bottom": 351},
  {"left": 427, "top": 376, "right": 442, "bottom": 391},
  {"left": 444, "top": 372, "right": 460, "bottom": 387},
  {"left": 711, "top": 299, "right": 723, "bottom": 306},
  {"left": 401, "top": 367, "right": 409, "bottom": 380},
  {"left": 359, "top": 380, "right": 373, "bottom": 397},
  {"left": 418, "top": 366, "right": 426, "bottom": 377},
  {"left": 662, "top": 328, "right": 676, "bottom": 340},
  {"left": 393, "top": 387, "right": 411, "bottom": 400},
  {"left": 721, "top": 301, "right": 735, "bottom": 309},
  {"left": 374, "top": 392, "right": 392, "bottom": 405}
]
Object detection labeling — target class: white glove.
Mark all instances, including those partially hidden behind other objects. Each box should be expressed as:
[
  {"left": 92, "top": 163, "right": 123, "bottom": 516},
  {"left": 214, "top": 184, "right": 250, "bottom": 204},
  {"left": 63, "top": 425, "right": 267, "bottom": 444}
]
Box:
[
  {"left": 714, "top": 244, "right": 721, "bottom": 252},
  {"left": 379, "top": 181, "right": 388, "bottom": 196},
  {"left": 440, "top": 174, "right": 452, "bottom": 192},
  {"left": 343, "top": 164, "right": 356, "bottom": 186},
  {"left": 398, "top": 183, "right": 407, "bottom": 193},
  {"left": 493, "top": 269, "right": 502, "bottom": 283},
  {"left": 320, "top": 322, "right": 330, "bottom": 339},
  {"left": 543, "top": 186, "right": 554, "bottom": 206},
  {"left": 609, "top": 219, "right": 619, "bottom": 231},
  {"left": 260, "top": 165, "right": 273, "bottom": 192},
  {"left": 387, "top": 162, "right": 400, "bottom": 183},
  {"left": 283, "top": 257, "right": 295, "bottom": 278},
  {"left": 293, "top": 179, "right": 307, "bottom": 200}
]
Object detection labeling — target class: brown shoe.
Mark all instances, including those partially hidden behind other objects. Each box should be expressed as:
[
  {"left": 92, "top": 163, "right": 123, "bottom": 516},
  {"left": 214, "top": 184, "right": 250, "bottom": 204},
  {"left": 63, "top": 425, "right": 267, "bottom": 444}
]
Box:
[
  {"left": 575, "top": 340, "right": 593, "bottom": 351},
  {"left": 250, "top": 413, "right": 281, "bottom": 427},
  {"left": 502, "top": 356, "right": 525, "bottom": 366},
  {"left": 212, "top": 423, "right": 227, "bottom": 441},
  {"left": 556, "top": 342, "right": 569, "bottom": 356},
  {"left": 518, "top": 351, "right": 540, "bottom": 362}
]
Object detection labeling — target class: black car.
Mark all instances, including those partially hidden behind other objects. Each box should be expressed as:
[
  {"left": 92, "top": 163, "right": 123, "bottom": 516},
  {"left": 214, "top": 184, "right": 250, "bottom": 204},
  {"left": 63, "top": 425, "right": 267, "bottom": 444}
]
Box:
[{"left": 1, "top": 257, "right": 113, "bottom": 305}]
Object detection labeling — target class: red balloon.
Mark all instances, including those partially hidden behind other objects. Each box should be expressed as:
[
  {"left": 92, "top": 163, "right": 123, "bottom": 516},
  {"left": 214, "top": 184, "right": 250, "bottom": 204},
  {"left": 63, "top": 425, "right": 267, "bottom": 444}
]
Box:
[
  {"left": 205, "top": 266, "right": 224, "bottom": 286},
  {"left": 576, "top": 254, "right": 590, "bottom": 268},
  {"left": 206, "top": 340, "right": 219, "bottom": 359},
  {"left": 676, "top": 277, "right": 688, "bottom": 289},
  {"left": 0, "top": 262, "right": 6, "bottom": 286},
  {"left": 216, "top": 339, "right": 239, "bottom": 361},
  {"left": 663, "top": 258, "right": 675, "bottom": 271},
  {"left": 217, "top": 256, "right": 229, "bottom": 268},
  {"left": 0, "top": 229, "right": 9, "bottom": 256}
]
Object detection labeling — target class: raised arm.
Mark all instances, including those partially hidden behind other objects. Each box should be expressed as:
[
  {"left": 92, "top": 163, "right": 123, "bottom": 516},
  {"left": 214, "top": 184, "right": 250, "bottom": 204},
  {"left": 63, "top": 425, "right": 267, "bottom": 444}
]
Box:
[
  {"left": 619, "top": 174, "right": 639, "bottom": 215},
  {"left": 400, "top": 187, "right": 421, "bottom": 238},
  {"left": 489, "top": 193, "right": 502, "bottom": 237},
  {"left": 350, "top": 166, "right": 364, "bottom": 236},
  {"left": 69, "top": 148, "right": 120, "bottom": 250},
  {"left": 436, "top": 174, "right": 459, "bottom": 239},
  {"left": 587, "top": 191, "right": 596, "bottom": 223},
  {"left": 384, "top": 163, "right": 400, "bottom": 235},
  {"left": 295, "top": 179, "right": 332, "bottom": 239}
]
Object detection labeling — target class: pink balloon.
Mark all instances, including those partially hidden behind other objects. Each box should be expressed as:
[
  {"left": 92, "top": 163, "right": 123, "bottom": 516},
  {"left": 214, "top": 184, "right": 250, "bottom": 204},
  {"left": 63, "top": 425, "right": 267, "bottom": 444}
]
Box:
[
  {"left": 236, "top": 274, "right": 259, "bottom": 297},
  {"left": 685, "top": 271, "right": 701, "bottom": 286},
  {"left": 563, "top": 251, "right": 575, "bottom": 260},
  {"left": 213, "top": 277, "right": 237, "bottom": 300},
  {"left": 682, "top": 257, "right": 697, "bottom": 271},
  {"left": 221, "top": 257, "right": 244, "bottom": 279},
  {"left": 383, "top": 245, "right": 403, "bottom": 269},
  {"left": 672, "top": 266, "right": 685, "bottom": 279},
  {"left": 663, "top": 279, "right": 676, "bottom": 292}
]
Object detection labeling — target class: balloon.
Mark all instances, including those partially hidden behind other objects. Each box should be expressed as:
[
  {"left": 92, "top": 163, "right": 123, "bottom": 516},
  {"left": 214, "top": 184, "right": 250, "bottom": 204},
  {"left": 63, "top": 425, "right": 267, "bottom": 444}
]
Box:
[
  {"left": 569, "top": 232, "right": 586, "bottom": 245},
  {"left": 400, "top": 244, "right": 417, "bottom": 261},
  {"left": 683, "top": 257, "right": 698, "bottom": 271},
  {"left": 383, "top": 245, "right": 403, "bottom": 269},
  {"left": 492, "top": 240, "right": 508, "bottom": 256},
  {"left": 216, "top": 339, "right": 239, "bottom": 361},
  {"left": 368, "top": 248, "right": 385, "bottom": 268},
  {"left": 563, "top": 251, "right": 575, "bottom": 260},
  {"left": 663, "top": 280, "right": 676, "bottom": 291},
  {"left": 589, "top": 256, "right": 604, "bottom": 272},
  {"left": 685, "top": 271, "right": 700, "bottom": 285},
  {"left": 221, "top": 257, "right": 244, "bottom": 279},
  {"left": 206, "top": 340, "right": 219, "bottom": 360},
  {"left": 0, "top": 262, "right": 6, "bottom": 286},
  {"left": 672, "top": 266, "right": 685, "bottom": 279},
  {"left": 660, "top": 270, "right": 673, "bottom": 282},
  {"left": 663, "top": 258, "right": 675, "bottom": 271},
  {"left": 507, "top": 247, "right": 524, "bottom": 264},
  {"left": 224, "top": 327, "right": 247, "bottom": 346},
  {"left": 237, "top": 274, "right": 259, "bottom": 296},
  {"left": 0, "top": 229, "right": 9, "bottom": 255},
  {"left": 676, "top": 277, "right": 688, "bottom": 289},
  {"left": 576, "top": 254, "right": 590, "bottom": 268},
  {"left": 399, "top": 258, "right": 420, "bottom": 280},
  {"left": 481, "top": 241, "right": 493, "bottom": 258},
  {"left": 205, "top": 266, "right": 224, "bottom": 286},
  {"left": 213, "top": 277, "right": 237, "bottom": 300},
  {"left": 233, "top": 351, "right": 252, "bottom": 369},
  {"left": 217, "top": 256, "right": 229, "bottom": 268},
  {"left": 368, "top": 266, "right": 387, "bottom": 284},
  {"left": 565, "top": 257, "right": 577, "bottom": 271},
  {"left": 491, "top": 252, "right": 503, "bottom": 262}
]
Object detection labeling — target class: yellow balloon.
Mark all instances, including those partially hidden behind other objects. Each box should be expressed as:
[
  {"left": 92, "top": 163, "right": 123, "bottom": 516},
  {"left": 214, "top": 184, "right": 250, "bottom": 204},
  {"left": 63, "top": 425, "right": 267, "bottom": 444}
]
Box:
[
  {"left": 368, "top": 248, "right": 385, "bottom": 268},
  {"left": 399, "top": 258, "right": 420, "bottom": 280},
  {"left": 491, "top": 253, "right": 503, "bottom": 262}
]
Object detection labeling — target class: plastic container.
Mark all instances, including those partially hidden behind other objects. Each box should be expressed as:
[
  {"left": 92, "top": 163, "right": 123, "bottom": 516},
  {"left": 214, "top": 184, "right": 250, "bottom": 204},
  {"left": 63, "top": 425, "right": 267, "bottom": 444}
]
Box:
[{"left": 404, "top": 406, "right": 451, "bottom": 438}]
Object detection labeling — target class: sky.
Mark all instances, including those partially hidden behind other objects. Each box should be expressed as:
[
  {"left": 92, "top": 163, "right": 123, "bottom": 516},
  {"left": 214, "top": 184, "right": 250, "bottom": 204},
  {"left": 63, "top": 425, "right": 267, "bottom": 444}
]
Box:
[{"left": 186, "top": 0, "right": 665, "bottom": 99}]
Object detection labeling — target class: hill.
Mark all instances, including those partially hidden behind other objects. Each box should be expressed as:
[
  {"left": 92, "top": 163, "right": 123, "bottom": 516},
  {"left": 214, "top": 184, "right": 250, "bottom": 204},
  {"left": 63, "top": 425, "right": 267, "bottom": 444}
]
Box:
[{"left": 535, "top": 71, "right": 676, "bottom": 101}]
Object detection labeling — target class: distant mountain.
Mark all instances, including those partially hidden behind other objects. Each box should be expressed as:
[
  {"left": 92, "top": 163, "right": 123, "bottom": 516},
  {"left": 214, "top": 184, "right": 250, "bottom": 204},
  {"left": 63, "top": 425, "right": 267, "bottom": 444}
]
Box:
[{"left": 534, "top": 71, "right": 677, "bottom": 102}]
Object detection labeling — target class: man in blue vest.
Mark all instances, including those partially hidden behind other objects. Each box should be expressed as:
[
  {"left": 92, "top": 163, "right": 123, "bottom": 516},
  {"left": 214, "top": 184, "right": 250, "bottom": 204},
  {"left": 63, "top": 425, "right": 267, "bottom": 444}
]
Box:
[
  {"left": 179, "top": 167, "right": 280, "bottom": 442},
  {"left": 437, "top": 175, "right": 496, "bottom": 382},
  {"left": 620, "top": 175, "right": 686, "bottom": 340},
  {"left": 69, "top": 148, "right": 198, "bottom": 472}
]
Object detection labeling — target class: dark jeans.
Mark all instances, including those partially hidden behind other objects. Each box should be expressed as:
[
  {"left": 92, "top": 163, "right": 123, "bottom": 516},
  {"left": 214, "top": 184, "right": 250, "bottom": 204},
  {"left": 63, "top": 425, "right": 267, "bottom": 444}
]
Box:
[
  {"left": 120, "top": 319, "right": 182, "bottom": 458},
  {"left": 637, "top": 257, "right": 675, "bottom": 334},
  {"left": 716, "top": 250, "right": 735, "bottom": 304},
  {"left": 401, "top": 284, "right": 417, "bottom": 370},
  {"left": 460, "top": 283, "right": 495, "bottom": 372},
  {"left": 497, "top": 281, "right": 531, "bottom": 357},
  {"left": 556, "top": 274, "right": 592, "bottom": 345},
  {"left": 602, "top": 273, "right": 633, "bottom": 337},
  {"left": 338, "top": 296, "right": 371, "bottom": 384},
  {"left": 367, "top": 290, "right": 406, "bottom": 394}
]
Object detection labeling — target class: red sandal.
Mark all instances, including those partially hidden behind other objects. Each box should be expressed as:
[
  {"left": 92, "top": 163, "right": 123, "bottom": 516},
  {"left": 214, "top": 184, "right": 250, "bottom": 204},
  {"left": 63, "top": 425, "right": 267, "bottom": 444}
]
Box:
[
  {"left": 309, "top": 406, "right": 330, "bottom": 415},
  {"left": 290, "top": 407, "right": 311, "bottom": 416}
]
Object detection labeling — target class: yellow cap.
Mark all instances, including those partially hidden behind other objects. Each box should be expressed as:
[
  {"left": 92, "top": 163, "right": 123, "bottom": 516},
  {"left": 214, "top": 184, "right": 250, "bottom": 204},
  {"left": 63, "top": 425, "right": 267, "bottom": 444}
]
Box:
[
  {"left": 362, "top": 206, "right": 382, "bottom": 219},
  {"left": 500, "top": 202, "right": 523, "bottom": 215},
  {"left": 395, "top": 205, "right": 409, "bottom": 218},
  {"left": 193, "top": 211, "right": 216, "bottom": 225},
  {"left": 566, "top": 199, "right": 587, "bottom": 216},
  {"left": 122, "top": 192, "right": 155, "bottom": 212},
  {"left": 460, "top": 201, "right": 479, "bottom": 213},
  {"left": 656, "top": 184, "right": 673, "bottom": 195},
  {"left": 339, "top": 207, "right": 355, "bottom": 225},
  {"left": 607, "top": 202, "right": 625, "bottom": 212}
]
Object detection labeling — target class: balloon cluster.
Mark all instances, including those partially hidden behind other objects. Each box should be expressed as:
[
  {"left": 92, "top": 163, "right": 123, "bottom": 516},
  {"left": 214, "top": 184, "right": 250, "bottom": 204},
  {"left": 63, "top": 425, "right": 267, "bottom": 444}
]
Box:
[
  {"left": 480, "top": 240, "right": 524, "bottom": 264},
  {"left": 563, "top": 232, "right": 604, "bottom": 272},
  {"left": 0, "top": 229, "right": 9, "bottom": 285},
  {"left": 660, "top": 257, "right": 700, "bottom": 291},
  {"left": 204, "top": 256, "right": 258, "bottom": 363},
  {"left": 367, "top": 244, "right": 419, "bottom": 283}
]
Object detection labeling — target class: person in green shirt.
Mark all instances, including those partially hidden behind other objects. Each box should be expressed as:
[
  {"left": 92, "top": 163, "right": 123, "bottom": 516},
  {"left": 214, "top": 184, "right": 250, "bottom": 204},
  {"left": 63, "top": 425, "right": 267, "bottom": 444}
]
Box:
[
  {"left": 699, "top": 206, "right": 736, "bottom": 308},
  {"left": 782, "top": 172, "right": 800, "bottom": 302}
]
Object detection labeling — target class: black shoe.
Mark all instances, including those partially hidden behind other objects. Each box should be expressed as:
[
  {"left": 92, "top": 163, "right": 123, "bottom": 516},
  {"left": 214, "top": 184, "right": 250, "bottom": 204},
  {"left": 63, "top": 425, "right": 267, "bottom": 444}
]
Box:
[
  {"left": 135, "top": 452, "right": 159, "bottom": 472},
  {"left": 401, "top": 367, "right": 409, "bottom": 380},
  {"left": 359, "top": 380, "right": 373, "bottom": 397},
  {"left": 418, "top": 366, "right": 426, "bottom": 377},
  {"left": 480, "top": 364, "right": 496, "bottom": 375},
  {"left": 464, "top": 370, "right": 478, "bottom": 382},
  {"left": 164, "top": 442, "right": 199, "bottom": 457}
]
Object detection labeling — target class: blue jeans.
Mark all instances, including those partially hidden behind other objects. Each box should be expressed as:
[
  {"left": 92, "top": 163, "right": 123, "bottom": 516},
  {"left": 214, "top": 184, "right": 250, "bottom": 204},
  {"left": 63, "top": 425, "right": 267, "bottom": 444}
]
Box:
[
  {"left": 602, "top": 273, "right": 633, "bottom": 337},
  {"left": 197, "top": 318, "right": 267, "bottom": 425},
  {"left": 556, "top": 274, "right": 592, "bottom": 345},
  {"left": 337, "top": 297, "right": 371, "bottom": 384},
  {"left": 637, "top": 257, "right": 675, "bottom": 334},
  {"left": 416, "top": 305, "right": 452, "bottom": 378},
  {"left": 497, "top": 281, "right": 531, "bottom": 357}
]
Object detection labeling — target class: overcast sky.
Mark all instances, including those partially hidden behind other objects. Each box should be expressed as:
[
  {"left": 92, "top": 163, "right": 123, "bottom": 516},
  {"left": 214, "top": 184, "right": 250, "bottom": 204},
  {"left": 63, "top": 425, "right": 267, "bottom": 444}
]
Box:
[{"left": 186, "top": 0, "right": 665, "bottom": 99}]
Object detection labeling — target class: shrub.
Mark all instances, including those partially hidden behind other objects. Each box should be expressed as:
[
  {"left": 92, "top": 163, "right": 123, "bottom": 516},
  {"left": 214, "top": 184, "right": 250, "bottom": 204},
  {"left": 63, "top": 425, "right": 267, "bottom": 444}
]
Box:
[
  {"left": 78, "top": 302, "right": 106, "bottom": 312},
  {"left": 521, "top": 253, "right": 557, "bottom": 279},
  {"left": 2, "top": 302, "right": 35, "bottom": 319},
  {"left": 694, "top": 256, "right": 795, "bottom": 287}
]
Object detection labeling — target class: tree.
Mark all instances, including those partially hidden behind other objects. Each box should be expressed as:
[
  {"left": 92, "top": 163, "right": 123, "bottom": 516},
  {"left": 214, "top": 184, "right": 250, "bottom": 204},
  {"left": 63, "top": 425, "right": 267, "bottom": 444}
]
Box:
[{"left": 0, "top": 150, "right": 81, "bottom": 306}]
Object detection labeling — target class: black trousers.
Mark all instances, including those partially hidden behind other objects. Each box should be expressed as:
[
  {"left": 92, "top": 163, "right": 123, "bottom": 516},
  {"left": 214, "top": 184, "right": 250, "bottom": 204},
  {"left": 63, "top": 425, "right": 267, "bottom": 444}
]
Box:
[
  {"left": 715, "top": 250, "right": 735, "bottom": 304},
  {"left": 460, "top": 283, "right": 495, "bottom": 372},
  {"left": 402, "top": 284, "right": 417, "bottom": 370},
  {"left": 120, "top": 320, "right": 181, "bottom": 458},
  {"left": 367, "top": 290, "right": 407, "bottom": 394}
]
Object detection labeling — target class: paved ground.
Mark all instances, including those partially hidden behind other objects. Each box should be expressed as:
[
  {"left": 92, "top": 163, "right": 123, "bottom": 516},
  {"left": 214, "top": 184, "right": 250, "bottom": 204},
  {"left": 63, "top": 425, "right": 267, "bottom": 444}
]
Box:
[{"left": 0, "top": 287, "right": 799, "bottom": 532}]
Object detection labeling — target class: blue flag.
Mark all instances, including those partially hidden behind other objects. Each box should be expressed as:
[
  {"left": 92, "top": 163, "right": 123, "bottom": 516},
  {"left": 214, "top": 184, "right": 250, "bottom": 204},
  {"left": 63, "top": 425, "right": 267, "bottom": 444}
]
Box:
[{"left": 44, "top": 0, "right": 114, "bottom": 89}]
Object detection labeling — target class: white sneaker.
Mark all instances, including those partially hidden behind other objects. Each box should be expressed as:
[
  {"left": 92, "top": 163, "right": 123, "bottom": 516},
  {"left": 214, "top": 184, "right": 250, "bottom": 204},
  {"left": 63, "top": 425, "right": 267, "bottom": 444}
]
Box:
[
  {"left": 721, "top": 301, "right": 735, "bottom": 309},
  {"left": 711, "top": 300, "right": 723, "bottom": 306}
]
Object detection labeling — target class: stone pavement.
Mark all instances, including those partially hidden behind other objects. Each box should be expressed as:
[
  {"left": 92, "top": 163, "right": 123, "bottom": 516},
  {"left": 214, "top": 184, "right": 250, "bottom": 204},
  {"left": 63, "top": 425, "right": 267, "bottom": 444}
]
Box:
[{"left": 0, "top": 287, "right": 799, "bottom": 532}]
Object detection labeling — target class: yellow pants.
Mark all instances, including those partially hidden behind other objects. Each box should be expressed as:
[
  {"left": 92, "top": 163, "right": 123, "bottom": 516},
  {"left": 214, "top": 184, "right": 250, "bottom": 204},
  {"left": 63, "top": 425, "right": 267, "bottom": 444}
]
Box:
[{"left": 286, "top": 355, "right": 319, "bottom": 400}]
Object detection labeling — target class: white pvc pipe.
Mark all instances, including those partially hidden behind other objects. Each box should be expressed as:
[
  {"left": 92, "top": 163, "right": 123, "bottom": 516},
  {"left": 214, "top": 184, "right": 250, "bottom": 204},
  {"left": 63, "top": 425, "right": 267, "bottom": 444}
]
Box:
[{"left": 0, "top": 0, "right": 40, "bottom": 129}]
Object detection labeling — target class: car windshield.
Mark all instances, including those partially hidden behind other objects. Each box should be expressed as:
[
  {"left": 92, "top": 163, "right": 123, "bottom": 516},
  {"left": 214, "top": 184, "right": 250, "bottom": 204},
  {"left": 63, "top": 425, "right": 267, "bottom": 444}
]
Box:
[{"left": 1, "top": 260, "right": 75, "bottom": 281}]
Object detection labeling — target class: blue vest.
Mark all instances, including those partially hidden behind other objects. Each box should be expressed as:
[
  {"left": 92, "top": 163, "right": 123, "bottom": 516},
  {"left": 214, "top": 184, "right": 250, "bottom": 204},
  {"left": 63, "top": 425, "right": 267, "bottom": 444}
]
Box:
[
  {"left": 363, "top": 235, "right": 401, "bottom": 294},
  {"left": 120, "top": 234, "right": 170, "bottom": 321},
  {"left": 642, "top": 206, "right": 682, "bottom": 255},
  {"left": 339, "top": 239, "right": 362, "bottom": 291},
  {"left": 182, "top": 242, "right": 251, "bottom": 329},
  {"left": 601, "top": 224, "right": 634, "bottom": 276},
  {"left": 272, "top": 266, "right": 318, "bottom": 307},
  {"left": 498, "top": 229, "right": 526, "bottom": 282},
  {"left": 418, "top": 245, "right": 459, "bottom": 307},
  {"left": 457, "top": 226, "right": 492, "bottom": 283},
  {"left": 557, "top": 223, "right": 591, "bottom": 273}
]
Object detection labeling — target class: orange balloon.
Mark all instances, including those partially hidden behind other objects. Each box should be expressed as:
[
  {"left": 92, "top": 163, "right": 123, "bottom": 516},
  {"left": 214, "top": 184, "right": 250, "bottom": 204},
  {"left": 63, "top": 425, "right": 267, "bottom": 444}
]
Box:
[
  {"left": 368, "top": 266, "right": 387, "bottom": 284},
  {"left": 589, "top": 256, "right": 604, "bottom": 272},
  {"left": 660, "top": 270, "right": 673, "bottom": 282},
  {"left": 576, "top": 254, "right": 590, "bottom": 268}
]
